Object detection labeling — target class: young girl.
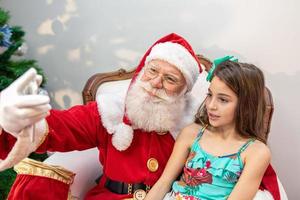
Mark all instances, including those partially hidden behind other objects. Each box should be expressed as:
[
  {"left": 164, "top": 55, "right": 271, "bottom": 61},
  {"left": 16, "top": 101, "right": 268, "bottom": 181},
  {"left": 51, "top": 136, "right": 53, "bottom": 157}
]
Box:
[{"left": 145, "top": 60, "right": 271, "bottom": 200}]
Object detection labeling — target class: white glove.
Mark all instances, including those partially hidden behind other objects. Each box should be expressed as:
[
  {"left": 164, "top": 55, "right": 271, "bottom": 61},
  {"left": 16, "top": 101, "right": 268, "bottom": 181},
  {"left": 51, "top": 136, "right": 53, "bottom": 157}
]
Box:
[{"left": 0, "top": 68, "right": 51, "bottom": 136}]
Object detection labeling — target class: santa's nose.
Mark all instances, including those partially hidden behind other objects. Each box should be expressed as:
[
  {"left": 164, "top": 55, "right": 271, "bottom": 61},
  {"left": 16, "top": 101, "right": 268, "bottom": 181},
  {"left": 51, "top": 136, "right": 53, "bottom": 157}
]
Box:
[{"left": 150, "top": 76, "right": 163, "bottom": 89}]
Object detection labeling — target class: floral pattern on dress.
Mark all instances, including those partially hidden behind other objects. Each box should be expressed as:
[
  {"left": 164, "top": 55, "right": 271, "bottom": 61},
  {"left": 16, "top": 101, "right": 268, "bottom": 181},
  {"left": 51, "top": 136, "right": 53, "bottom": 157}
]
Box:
[
  {"left": 175, "top": 192, "right": 201, "bottom": 200},
  {"left": 182, "top": 160, "right": 212, "bottom": 187},
  {"left": 223, "top": 169, "right": 241, "bottom": 183}
]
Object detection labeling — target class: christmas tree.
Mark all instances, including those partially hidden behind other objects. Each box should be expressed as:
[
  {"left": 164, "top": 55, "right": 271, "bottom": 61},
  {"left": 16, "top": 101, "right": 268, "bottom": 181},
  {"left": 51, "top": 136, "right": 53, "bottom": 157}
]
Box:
[
  {"left": 0, "top": 7, "right": 47, "bottom": 200},
  {"left": 0, "top": 7, "right": 46, "bottom": 90}
]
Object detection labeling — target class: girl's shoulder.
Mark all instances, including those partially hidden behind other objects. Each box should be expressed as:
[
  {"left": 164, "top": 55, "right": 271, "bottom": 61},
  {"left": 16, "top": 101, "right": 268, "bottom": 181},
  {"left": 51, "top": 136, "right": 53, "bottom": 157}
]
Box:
[
  {"left": 177, "top": 123, "right": 202, "bottom": 146},
  {"left": 243, "top": 139, "right": 271, "bottom": 162}
]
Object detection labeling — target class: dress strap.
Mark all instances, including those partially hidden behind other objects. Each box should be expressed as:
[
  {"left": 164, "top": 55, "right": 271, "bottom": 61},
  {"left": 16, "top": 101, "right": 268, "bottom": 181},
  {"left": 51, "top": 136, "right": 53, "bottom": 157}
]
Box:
[
  {"left": 238, "top": 138, "right": 255, "bottom": 154},
  {"left": 196, "top": 124, "right": 208, "bottom": 139}
]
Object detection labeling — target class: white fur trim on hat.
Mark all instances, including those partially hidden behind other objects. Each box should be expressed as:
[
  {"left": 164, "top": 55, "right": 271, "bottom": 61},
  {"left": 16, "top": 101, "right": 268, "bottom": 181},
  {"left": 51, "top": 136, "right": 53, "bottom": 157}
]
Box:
[
  {"left": 145, "top": 42, "right": 199, "bottom": 91},
  {"left": 112, "top": 123, "right": 134, "bottom": 151}
]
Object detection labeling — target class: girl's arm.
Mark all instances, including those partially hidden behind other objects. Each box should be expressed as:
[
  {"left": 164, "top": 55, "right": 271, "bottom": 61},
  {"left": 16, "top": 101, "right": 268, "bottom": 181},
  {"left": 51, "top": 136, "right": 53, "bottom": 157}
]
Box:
[
  {"left": 228, "top": 141, "right": 271, "bottom": 200},
  {"left": 145, "top": 124, "right": 199, "bottom": 200}
]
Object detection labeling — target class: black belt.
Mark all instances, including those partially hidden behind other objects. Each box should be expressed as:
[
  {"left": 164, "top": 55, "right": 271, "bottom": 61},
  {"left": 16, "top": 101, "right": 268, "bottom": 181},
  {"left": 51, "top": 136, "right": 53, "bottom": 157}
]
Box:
[{"left": 105, "top": 178, "right": 151, "bottom": 194}]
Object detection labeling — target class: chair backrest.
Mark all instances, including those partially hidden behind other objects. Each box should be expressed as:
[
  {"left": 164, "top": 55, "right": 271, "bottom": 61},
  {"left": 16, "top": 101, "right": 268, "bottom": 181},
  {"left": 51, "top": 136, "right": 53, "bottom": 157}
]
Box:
[{"left": 82, "top": 55, "right": 273, "bottom": 141}]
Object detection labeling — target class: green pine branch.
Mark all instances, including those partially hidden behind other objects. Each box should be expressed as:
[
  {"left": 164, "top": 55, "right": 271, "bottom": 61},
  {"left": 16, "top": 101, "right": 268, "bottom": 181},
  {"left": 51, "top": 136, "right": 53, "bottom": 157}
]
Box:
[
  {"left": 10, "top": 26, "right": 25, "bottom": 42},
  {"left": 0, "top": 7, "right": 10, "bottom": 27},
  {"left": 0, "top": 40, "right": 22, "bottom": 62}
]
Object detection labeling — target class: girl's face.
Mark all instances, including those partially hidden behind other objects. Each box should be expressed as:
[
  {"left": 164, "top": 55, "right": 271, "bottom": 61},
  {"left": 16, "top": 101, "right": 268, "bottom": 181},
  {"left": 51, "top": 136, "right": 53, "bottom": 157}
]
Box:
[{"left": 205, "top": 76, "right": 238, "bottom": 129}]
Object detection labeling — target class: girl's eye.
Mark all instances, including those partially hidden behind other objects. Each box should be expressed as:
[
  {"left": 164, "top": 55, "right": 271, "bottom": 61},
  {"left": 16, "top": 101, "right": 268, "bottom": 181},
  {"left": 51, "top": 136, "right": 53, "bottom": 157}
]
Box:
[
  {"left": 219, "top": 98, "right": 228, "bottom": 103},
  {"left": 206, "top": 93, "right": 212, "bottom": 97}
]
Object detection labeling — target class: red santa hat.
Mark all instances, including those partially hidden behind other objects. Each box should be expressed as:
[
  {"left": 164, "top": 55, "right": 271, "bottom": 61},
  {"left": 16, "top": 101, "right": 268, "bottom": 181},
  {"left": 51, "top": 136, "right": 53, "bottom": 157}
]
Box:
[
  {"left": 110, "top": 33, "right": 202, "bottom": 151},
  {"left": 131, "top": 33, "right": 202, "bottom": 91}
]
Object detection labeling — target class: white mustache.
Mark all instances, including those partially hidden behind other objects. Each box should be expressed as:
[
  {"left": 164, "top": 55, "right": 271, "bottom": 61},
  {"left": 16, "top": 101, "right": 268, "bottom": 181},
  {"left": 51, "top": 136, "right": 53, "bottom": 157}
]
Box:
[{"left": 138, "top": 80, "right": 174, "bottom": 102}]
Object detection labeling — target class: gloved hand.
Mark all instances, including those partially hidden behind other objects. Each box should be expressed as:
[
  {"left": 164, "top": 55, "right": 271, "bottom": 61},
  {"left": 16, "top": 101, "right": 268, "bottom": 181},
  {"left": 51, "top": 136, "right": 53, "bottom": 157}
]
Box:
[{"left": 0, "top": 68, "right": 51, "bottom": 136}]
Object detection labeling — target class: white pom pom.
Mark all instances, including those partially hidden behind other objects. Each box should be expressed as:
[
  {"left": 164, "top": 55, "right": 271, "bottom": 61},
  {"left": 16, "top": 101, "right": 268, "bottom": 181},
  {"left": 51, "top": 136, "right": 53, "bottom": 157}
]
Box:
[{"left": 112, "top": 123, "right": 134, "bottom": 151}]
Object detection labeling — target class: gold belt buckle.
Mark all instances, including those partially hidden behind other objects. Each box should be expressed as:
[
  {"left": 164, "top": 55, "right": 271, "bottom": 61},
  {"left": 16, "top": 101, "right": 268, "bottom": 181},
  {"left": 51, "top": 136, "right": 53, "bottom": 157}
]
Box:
[{"left": 133, "top": 189, "right": 147, "bottom": 200}]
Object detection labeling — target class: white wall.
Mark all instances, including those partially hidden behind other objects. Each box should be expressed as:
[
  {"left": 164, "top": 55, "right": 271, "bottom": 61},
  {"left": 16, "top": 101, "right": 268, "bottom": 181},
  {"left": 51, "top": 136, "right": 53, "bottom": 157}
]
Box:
[{"left": 1, "top": 0, "right": 299, "bottom": 198}]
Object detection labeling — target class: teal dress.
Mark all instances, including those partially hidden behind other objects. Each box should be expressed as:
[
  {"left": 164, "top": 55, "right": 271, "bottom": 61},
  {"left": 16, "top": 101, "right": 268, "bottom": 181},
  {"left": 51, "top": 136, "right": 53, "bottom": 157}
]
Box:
[{"left": 171, "top": 127, "right": 255, "bottom": 200}]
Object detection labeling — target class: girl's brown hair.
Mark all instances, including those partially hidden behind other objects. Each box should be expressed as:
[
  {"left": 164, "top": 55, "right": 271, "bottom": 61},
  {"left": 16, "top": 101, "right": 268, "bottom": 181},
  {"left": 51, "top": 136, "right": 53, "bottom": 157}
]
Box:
[{"left": 195, "top": 61, "right": 267, "bottom": 143}]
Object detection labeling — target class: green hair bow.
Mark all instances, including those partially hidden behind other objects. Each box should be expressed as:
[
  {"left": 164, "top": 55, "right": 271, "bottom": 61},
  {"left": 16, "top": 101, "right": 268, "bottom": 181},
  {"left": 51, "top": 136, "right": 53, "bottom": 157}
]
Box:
[{"left": 206, "top": 55, "right": 238, "bottom": 82}]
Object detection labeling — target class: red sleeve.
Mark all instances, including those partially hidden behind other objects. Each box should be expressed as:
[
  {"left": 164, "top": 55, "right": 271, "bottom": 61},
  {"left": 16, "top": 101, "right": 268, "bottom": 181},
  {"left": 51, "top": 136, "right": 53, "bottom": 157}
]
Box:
[
  {"left": 259, "top": 164, "right": 280, "bottom": 200},
  {"left": 37, "top": 101, "right": 108, "bottom": 153},
  {"left": 0, "top": 130, "right": 16, "bottom": 160}
]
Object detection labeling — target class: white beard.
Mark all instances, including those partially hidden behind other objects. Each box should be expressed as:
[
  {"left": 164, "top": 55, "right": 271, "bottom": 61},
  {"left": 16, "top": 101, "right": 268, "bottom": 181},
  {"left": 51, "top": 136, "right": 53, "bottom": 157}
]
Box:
[{"left": 125, "top": 78, "right": 187, "bottom": 132}]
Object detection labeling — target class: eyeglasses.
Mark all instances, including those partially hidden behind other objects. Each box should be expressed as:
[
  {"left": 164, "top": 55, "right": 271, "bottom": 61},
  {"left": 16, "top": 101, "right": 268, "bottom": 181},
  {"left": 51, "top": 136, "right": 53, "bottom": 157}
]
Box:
[{"left": 143, "top": 64, "right": 185, "bottom": 88}]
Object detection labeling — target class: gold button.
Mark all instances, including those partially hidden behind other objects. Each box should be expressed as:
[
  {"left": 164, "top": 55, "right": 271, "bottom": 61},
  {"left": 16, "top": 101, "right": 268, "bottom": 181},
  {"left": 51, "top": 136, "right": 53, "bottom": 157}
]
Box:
[
  {"left": 133, "top": 189, "right": 147, "bottom": 200},
  {"left": 147, "top": 158, "right": 159, "bottom": 172}
]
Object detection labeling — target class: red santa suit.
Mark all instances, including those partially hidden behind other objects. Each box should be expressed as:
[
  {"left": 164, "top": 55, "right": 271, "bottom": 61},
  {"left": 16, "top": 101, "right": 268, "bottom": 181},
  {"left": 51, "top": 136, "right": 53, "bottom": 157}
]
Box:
[{"left": 0, "top": 33, "right": 280, "bottom": 200}]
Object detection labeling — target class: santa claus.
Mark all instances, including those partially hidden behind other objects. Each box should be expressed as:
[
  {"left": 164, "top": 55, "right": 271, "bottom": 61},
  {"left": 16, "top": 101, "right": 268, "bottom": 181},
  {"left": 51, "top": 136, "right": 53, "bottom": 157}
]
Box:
[{"left": 0, "top": 33, "right": 280, "bottom": 200}]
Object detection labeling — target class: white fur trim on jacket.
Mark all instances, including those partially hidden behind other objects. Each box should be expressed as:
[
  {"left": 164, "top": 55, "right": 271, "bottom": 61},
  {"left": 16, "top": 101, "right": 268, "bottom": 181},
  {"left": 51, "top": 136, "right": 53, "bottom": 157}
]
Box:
[
  {"left": 145, "top": 42, "right": 199, "bottom": 91},
  {"left": 96, "top": 93, "right": 134, "bottom": 151},
  {"left": 96, "top": 93, "right": 198, "bottom": 151},
  {"left": 253, "top": 190, "right": 274, "bottom": 200}
]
